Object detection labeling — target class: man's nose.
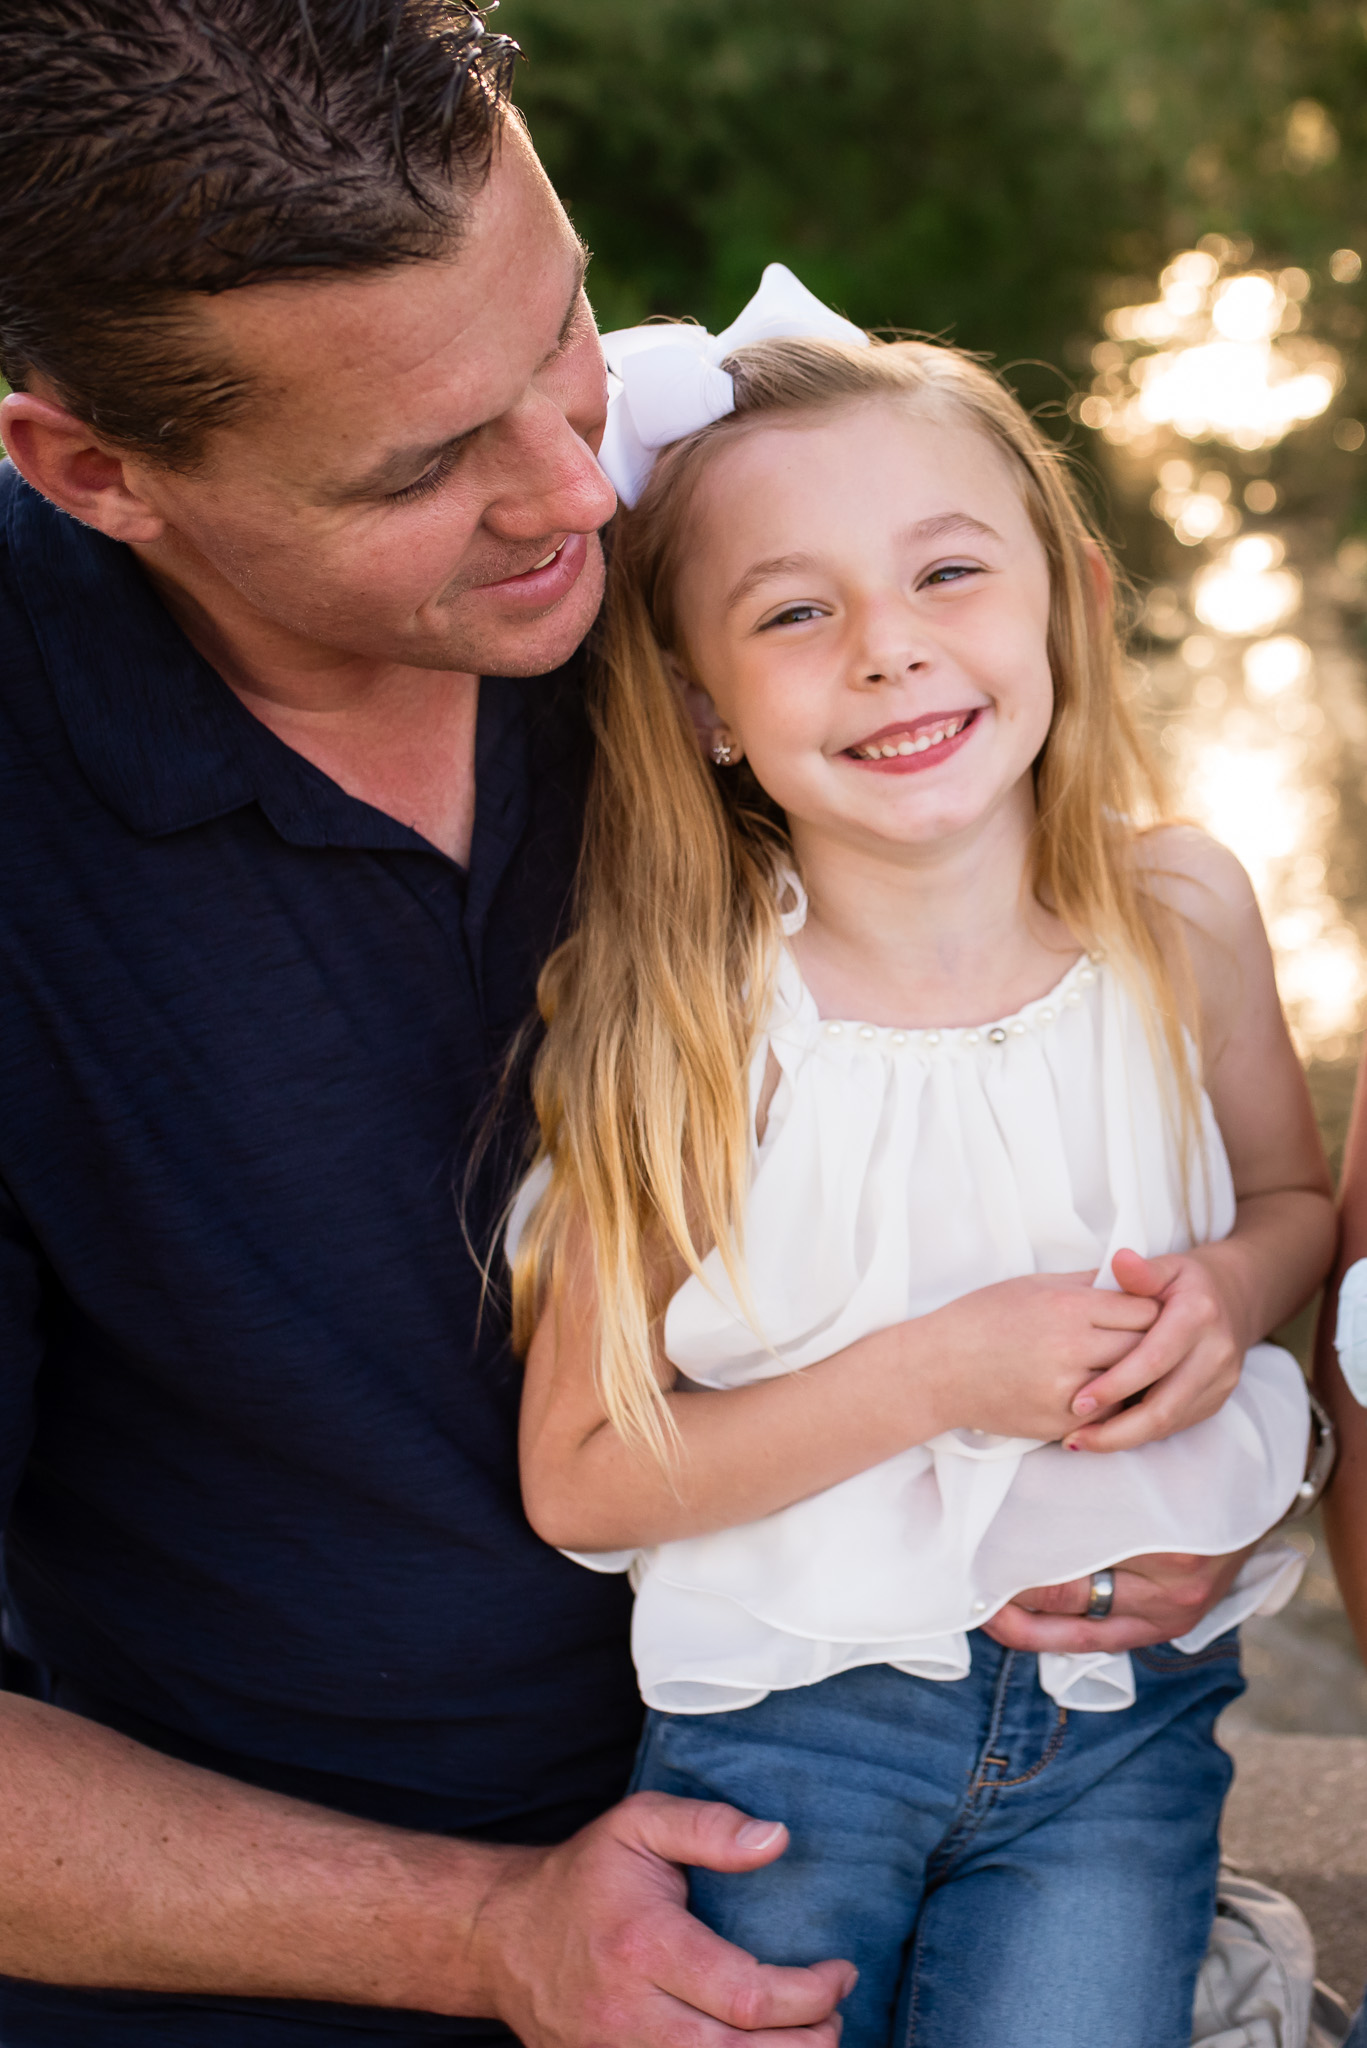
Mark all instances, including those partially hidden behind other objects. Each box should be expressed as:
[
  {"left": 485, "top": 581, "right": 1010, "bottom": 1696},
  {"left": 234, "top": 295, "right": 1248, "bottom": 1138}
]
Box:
[{"left": 490, "top": 392, "right": 618, "bottom": 539}]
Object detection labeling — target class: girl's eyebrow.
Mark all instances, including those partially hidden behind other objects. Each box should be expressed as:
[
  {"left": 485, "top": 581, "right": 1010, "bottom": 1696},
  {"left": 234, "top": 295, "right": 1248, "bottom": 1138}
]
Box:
[
  {"left": 724, "top": 513, "right": 1002, "bottom": 615},
  {"left": 724, "top": 553, "right": 814, "bottom": 613},
  {"left": 899, "top": 512, "right": 1001, "bottom": 545}
]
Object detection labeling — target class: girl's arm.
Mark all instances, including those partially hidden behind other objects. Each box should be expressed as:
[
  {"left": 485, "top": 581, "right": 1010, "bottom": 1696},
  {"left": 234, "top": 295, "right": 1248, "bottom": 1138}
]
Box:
[
  {"left": 1064, "top": 827, "right": 1335, "bottom": 1452},
  {"left": 519, "top": 1236, "right": 1158, "bottom": 1554},
  {"left": 1316, "top": 1064, "right": 1367, "bottom": 1654}
]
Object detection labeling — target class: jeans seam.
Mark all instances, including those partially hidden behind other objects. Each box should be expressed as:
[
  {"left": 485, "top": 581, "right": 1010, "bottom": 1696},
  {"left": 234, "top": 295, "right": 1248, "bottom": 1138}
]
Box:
[
  {"left": 901, "top": 1912, "right": 928, "bottom": 2048},
  {"left": 988, "top": 1705, "right": 1069, "bottom": 1789},
  {"left": 923, "top": 1648, "right": 1017, "bottom": 1881}
]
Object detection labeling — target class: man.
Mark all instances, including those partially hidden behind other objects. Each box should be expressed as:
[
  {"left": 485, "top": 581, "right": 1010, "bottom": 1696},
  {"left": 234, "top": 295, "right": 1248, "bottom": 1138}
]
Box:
[{"left": 0, "top": 4, "right": 1255, "bottom": 2042}]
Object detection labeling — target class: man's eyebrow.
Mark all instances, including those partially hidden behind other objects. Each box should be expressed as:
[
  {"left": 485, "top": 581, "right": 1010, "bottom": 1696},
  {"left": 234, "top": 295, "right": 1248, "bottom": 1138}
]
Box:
[
  {"left": 330, "top": 241, "right": 593, "bottom": 502},
  {"left": 545, "top": 239, "right": 591, "bottom": 363}
]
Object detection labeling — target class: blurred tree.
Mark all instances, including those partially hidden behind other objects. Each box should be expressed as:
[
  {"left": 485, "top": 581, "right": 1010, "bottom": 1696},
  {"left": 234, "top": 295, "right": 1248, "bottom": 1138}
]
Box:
[
  {"left": 496, "top": 0, "right": 1162, "bottom": 378},
  {"left": 498, "top": 0, "right": 1367, "bottom": 362}
]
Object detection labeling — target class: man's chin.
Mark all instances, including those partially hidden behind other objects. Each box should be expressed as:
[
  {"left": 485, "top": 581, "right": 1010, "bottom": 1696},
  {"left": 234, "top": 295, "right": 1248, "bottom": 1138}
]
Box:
[{"left": 440, "top": 534, "right": 606, "bottom": 678}]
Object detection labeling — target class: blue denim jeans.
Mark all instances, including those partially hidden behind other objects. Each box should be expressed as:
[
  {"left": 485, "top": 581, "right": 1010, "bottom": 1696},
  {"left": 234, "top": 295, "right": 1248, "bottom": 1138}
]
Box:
[
  {"left": 632, "top": 1634, "right": 1245, "bottom": 2048},
  {"left": 1345, "top": 1992, "right": 1367, "bottom": 2045}
]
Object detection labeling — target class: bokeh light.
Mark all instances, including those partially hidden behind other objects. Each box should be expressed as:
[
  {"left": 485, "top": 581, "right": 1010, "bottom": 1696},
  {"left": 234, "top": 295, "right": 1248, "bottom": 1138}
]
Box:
[
  {"left": 1192, "top": 537, "right": 1302, "bottom": 636},
  {"left": 1089, "top": 245, "right": 1367, "bottom": 1054},
  {"left": 1086, "top": 248, "right": 1342, "bottom": 454}
]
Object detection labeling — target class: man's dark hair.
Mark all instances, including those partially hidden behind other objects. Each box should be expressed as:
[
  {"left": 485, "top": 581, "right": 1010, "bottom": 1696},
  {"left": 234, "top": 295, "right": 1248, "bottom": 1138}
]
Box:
[{"left": 0, "top": 1, "right": 520, "bottom": 465}]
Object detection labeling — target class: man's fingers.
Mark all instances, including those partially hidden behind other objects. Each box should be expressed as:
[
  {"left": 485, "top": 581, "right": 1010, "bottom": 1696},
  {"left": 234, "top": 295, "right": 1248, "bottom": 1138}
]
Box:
[
  {"left": 1003, "top": 1577, "right": 1089, "bottom": 1616},
  {"left": 598, "top": 1796, "right": 856, "bottom": 2034},
  {"left": 980, "top": 1605, "right": 1172, "bottom": 1652},
  {"left": 619, "top": 1791, "right": 792, "bottom": 1875},
  {"left": 651, "top": 1910, "right": 856, "bottom": 2032}
]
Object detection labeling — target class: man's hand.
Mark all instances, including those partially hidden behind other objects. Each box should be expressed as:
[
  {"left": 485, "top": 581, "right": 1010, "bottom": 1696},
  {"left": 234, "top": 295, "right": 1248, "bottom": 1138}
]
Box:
[
  {"left": 980, "top": 1546, "right": 1254, "bottom": 1653},
  {"left": 1060, "top": 1248, "right": 1244, "bottom": 1452},
  {"left": 472, "top": 1792, "right": 855, "bottom": 2048}
]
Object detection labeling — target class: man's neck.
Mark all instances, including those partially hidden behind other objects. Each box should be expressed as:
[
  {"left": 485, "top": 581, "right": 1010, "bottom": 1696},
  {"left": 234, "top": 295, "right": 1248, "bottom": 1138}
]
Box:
[{"left": 137, "top": 552, "right": 482, "bottom": 867}]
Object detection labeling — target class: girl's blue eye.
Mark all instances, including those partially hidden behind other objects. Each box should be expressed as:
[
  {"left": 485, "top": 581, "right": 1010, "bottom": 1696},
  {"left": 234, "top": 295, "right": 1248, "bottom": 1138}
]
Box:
[{"left": 924, "top": 562, "right": 980, "bottom": 587}]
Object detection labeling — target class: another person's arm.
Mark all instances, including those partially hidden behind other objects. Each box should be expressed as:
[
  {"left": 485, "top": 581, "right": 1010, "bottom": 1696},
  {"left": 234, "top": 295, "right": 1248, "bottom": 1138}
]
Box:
[{"left": 1317, "top": 1063, "right": 1367, "bottom": 1653}]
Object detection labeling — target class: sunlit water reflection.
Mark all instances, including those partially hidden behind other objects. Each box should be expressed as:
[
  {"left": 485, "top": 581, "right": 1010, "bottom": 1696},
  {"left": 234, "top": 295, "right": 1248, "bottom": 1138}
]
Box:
[{"left": 1080, "top": 237, "right": 1367, "bottom": 1065}]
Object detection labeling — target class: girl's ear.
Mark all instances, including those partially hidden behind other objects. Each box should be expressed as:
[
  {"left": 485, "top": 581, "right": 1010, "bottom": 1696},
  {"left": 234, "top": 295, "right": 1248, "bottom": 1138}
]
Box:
[{"left": 663, "top": 654, "right": 745, "bottom": 765}]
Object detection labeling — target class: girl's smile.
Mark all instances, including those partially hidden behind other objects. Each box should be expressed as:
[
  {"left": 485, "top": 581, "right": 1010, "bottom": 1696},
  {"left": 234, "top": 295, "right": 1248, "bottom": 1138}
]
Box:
[{"left": 842, "top": 706, "right": 981, "bottom": 769}]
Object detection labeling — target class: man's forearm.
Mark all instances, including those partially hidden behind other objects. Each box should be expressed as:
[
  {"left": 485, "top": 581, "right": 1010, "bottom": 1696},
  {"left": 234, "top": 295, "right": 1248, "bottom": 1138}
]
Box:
[{"left": 0, "top": 1693, "right": 518, "bottom": 2013}]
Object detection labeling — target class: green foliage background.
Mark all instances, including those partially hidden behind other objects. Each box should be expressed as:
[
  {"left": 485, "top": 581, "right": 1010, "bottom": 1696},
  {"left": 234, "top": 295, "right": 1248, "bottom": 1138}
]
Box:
[{"left": 496, "top": 0, "right": 1367, "bottom": 382}]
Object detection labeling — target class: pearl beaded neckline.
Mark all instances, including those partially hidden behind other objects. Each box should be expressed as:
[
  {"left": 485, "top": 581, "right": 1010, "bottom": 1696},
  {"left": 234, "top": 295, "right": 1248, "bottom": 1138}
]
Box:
[{"left": 806, "top": 951, "right": 1104, "bottom": 1053}]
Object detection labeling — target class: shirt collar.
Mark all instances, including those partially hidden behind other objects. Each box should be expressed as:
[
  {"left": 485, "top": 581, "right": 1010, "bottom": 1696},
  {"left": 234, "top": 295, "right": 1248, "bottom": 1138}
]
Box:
[{"left": 3, "top": 464, "right": 521, "bottom": 858}]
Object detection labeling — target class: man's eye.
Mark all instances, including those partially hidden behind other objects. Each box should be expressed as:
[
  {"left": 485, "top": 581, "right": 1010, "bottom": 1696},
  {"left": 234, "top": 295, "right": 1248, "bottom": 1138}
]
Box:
[
  {"left": 388, "top": 446, "right": 462, "bottom": 505},
  {"left": 761, "top": 603, "right": 825, "bottom": 629}
]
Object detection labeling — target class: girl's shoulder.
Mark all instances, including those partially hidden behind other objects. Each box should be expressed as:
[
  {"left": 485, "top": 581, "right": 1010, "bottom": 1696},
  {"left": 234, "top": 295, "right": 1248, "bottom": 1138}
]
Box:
[
  {"left": 1132, "top": 822, "right": 1261, "bottom": 947},
  {"left": 1131, "top": 823, "right": 1273, "bottom": 1056}
]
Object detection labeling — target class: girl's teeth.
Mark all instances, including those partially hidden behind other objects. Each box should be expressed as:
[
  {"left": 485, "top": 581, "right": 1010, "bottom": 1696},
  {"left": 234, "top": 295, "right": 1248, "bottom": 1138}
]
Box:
[{"left": 855, "top": 715, "right": 967, "bottom": 760}]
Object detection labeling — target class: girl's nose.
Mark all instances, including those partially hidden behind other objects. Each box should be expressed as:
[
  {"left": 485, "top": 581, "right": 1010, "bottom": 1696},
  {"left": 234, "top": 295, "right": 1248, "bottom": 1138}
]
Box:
[
  {"left": 856, "top": 640, "right": 931, "bottom": 688},
  {"left": 860, "top": 654, "right": 927, "bottom": 686},
  {"left": 852, "top": 601, "right": 932, "bottom": 687}
]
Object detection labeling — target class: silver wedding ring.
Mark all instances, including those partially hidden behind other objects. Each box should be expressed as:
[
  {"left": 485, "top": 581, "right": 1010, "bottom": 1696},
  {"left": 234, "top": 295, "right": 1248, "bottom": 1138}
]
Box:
[{"left": 1086, "top": 1568, "right": 1116, "bottom": 1619}]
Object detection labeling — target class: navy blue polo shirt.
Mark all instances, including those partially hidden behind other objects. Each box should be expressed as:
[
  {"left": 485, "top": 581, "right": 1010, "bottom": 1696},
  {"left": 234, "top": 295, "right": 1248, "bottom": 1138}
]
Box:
[{"left": 0, "top": 465, "right": 641, "bottom": 2041}]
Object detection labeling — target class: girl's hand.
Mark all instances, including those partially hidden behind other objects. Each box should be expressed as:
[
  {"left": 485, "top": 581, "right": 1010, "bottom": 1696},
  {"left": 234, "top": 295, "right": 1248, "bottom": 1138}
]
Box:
[
  {"left": 928, "top": 1269, "right": 1159, "bottom": 1442},
  {"left": 1060, "top": 1247, "right": 1242, "bottom": 1452}
]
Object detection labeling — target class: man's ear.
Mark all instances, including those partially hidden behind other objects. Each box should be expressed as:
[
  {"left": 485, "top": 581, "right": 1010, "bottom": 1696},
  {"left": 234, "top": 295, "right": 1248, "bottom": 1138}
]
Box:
[{"left": 0, "top": 390, "right": 168, "bottom": 544}]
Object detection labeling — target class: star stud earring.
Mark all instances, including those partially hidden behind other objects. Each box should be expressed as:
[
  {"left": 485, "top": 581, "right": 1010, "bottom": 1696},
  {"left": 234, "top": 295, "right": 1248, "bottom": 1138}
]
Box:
[{"left": 710, "top": 732, "right": 738, "bottom": 766}]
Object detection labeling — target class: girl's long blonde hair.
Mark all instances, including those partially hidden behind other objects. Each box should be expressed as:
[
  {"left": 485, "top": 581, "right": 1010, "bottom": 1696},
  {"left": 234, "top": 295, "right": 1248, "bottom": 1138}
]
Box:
[{"left": 512, "top": 334, "right": 1190, "bottom": 1463}]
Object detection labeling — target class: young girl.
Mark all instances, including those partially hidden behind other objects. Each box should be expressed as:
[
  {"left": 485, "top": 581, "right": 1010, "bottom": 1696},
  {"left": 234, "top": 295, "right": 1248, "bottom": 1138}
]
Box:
[{"left": 509, "top": 270, "right": 1335, "bottom": 2048}]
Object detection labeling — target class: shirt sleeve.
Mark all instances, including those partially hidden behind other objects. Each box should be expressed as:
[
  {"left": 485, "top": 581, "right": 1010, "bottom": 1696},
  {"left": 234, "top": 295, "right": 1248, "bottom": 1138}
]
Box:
[{"left": 0, "top": 1174, "right": 46, "bottom": 1528}]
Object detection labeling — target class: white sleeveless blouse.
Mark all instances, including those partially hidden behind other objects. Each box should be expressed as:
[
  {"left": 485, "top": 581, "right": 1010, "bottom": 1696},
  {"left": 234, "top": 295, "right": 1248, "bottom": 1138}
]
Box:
[{"left": 536, "top": 907, "right": 1310, "bottom": 1715}]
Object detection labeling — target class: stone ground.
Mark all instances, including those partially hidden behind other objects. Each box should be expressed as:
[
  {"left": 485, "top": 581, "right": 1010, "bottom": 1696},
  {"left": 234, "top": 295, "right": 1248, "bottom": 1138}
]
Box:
[{"left": 1222, "top": 1732, "right": 1367, "bottom": 2007}]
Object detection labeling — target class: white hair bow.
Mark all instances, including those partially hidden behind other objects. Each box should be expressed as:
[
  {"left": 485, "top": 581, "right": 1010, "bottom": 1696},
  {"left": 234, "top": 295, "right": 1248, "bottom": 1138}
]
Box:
[{"left": 597, "top": 263, "right": 870, "bottom": 508}]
